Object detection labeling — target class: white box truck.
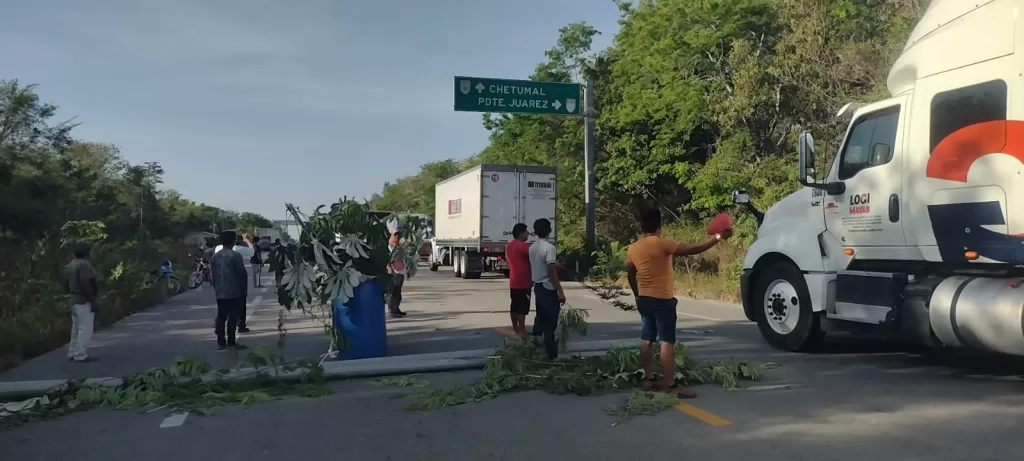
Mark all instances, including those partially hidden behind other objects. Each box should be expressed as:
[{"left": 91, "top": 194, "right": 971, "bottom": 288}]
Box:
[
  {"left": 430, "top": 164, "right": 557, "bottom": 279},
  {"left": 254, "top": 228, "right": 281, "bottom": 251}
]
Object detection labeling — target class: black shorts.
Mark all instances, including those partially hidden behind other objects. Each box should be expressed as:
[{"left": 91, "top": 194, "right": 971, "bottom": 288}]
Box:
[
  {"left": 637, "top": 296, "right": 678, "bottom": 343},
  {"left": 510, "top": 288, "right": 532, "bottom": 315}
]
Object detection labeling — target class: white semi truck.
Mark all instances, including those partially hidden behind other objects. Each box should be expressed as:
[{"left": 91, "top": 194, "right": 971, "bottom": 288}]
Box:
[
  {"left": 431, "top": 164, "right": 557, "bottom": 279},
  {"left": 735, "top": 0, "right": 1024, "bottom": 357}
]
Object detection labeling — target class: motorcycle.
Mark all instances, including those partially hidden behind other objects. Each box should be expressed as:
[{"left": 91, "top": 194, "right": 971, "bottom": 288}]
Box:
[{"left": 187, "top": 257, "right": 211, "bottom": 289}]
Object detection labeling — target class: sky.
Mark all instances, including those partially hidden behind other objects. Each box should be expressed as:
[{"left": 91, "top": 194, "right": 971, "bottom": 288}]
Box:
[{"left": 1, "top": 0, "right": 622, "bottom": 222}]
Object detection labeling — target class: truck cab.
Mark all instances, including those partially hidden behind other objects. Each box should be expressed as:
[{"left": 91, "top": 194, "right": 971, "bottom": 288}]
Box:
[{"left": 738, "top": 0, "right": 1024, "bottom": 356}]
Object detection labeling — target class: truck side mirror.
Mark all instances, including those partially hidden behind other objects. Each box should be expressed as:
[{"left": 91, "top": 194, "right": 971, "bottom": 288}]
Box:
[
  {"left": 797, "top": 132, "right": 816, "bottom": 185},
  {"left": 732, "top": 189, "right": 764, "bottom": 226},
  {"left": 732, "top": 190, "right": 750, "bottom": 204}
]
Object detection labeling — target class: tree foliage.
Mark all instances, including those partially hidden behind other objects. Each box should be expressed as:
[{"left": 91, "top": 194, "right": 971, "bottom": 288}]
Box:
[
  {"left": 370, "top": 0, "right": 927, "bottom": 266},
  {"left": 0, "top": 79, "right": 275, "bottom": 370},
  {"left": 368, "top": 159, "right": 471, "bottom": 215}
]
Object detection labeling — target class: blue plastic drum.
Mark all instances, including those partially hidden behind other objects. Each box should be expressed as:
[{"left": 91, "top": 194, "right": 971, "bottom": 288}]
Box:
[{"left": 331, "top": 279, "right": 387, "bottom": 360}]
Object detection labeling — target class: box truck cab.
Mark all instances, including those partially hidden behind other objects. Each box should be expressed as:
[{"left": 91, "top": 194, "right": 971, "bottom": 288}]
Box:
[{"left": 737, "top": 0, "right": 1024, "bottom": 357}]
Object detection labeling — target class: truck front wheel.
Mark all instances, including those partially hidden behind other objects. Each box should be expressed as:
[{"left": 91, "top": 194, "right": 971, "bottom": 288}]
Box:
[{"left": 752, "top": 262, "right": 824, "bottom": 352}]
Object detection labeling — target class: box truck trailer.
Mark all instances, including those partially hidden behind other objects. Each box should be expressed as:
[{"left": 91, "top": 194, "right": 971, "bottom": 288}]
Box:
[{"left": 430, "top": 164, "right": 557, "bottom": 279}]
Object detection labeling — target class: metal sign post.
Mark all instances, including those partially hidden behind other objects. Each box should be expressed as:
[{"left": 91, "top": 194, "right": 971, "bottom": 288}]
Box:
[{"left": 582, "top": 83, "right": 596, "bottom": 250}]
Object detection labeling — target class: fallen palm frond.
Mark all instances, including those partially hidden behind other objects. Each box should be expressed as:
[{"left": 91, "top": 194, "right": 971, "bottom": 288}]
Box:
[{"left": 400, "top": 340, "right": 768, "bottom": 416}]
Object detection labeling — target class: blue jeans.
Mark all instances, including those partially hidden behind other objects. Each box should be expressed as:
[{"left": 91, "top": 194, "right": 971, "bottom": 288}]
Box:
[
  {"left": 637, "top": 296, "right": 678, "bottom": 343},
  {"left": 532, "top": 283, "right": 561, "bottom": 359}
]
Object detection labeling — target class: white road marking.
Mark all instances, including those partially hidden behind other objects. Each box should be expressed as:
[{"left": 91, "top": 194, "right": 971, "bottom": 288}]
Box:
[
  {"left": 247, "top": 296, "right": 263, "bottom": 323},
  {"left": 160, "top": 412, "right": 188, "bottom": 428},
  {"left": 676, "top": 296, "right": 743, "bottom": 310},
  {"left": 260, "top": 287, "right": 268, "bottom": 293},
  {"left": 678, "top": 311, "right": 724, "bottom": 322},
  {"left": 885, "top": 366, "right": 956, "bottom": 375},
  {"left": 965, "top": 374, "right": 1024, "bottom": 382},
  {"left": 744, "top": 383, "right": 800, "bottom": 392}
]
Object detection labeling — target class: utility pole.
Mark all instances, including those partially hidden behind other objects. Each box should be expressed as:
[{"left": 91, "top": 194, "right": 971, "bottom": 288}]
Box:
[{"left": 582, "top": 83, "right": 597, "bottom": 251}]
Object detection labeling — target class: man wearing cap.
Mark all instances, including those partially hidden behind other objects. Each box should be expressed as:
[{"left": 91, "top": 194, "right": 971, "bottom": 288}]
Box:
[{"left": 387, "top": 230, "right": 409, "bottom": 318}]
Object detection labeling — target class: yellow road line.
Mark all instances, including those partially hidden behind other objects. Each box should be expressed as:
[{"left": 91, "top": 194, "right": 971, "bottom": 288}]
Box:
[
  {"left": 674, "top": 403, "right": 732, "bottom": 426},
  {"left": 404, "top": 290, "right": 417, "bottom": 295},
  {"left": 495, "top": 327, "right": 518, "bottom": 338}
]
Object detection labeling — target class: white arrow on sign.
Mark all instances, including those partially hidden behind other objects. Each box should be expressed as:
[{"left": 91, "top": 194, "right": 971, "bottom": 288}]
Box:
[
  {"left": 475, "top": 82, "right": 486, "bottom": 93},
  {"left": 552, "top": 100, "right": 562, "bottom": 111},
  {"left": 566, "top": 99, "right": 577, "bottom": 113}
]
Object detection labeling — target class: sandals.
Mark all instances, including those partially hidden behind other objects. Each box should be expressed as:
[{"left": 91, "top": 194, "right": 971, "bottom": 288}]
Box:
[
  {"left": 663, "top": 384, "right": 697, "bottom": 399},
  {"left": 640, "top": 377, "right": 697, "bottom": 398}
]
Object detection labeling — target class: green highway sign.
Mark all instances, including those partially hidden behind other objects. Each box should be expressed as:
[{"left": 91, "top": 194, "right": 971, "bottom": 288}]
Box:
[{"left": 453, "top": 76, "right": 582, "bottom": 115}]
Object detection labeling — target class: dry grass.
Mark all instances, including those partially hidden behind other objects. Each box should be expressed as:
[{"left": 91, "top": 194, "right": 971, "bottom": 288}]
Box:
[
  {"left": 663, "top": 224, "right": 745, "bottom": 303},
  {"left": 594, "top": 221, "right": 747, "bottom": 304}
]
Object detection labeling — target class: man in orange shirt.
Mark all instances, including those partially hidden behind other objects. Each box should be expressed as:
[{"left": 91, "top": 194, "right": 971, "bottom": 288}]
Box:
[{"left": 626, "top": 208, "right": 731, "bottom": 397}]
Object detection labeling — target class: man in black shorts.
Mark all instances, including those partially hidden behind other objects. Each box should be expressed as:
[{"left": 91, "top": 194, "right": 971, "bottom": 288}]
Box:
[{"left": 505, "top": 223, "right": 532, "bottom": 335}]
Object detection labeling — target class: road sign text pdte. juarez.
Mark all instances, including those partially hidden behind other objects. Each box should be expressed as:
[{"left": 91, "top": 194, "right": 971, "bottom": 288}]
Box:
[{"left": 454, "top": 76, "right": 582, "bottom": 115}]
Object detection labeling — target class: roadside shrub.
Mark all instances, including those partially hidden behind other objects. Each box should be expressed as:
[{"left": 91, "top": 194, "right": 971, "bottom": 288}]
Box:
[{"left": 0, "top": 238, "right": 193, "bottom": 371}]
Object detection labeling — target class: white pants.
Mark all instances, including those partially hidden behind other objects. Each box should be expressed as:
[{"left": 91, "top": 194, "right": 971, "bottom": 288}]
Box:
[
  {"left": 68, "top": 303, "right": 95, "bottom": 361},
  {"left": 252, "top": 264, "right": 262, "bottom": 286}
]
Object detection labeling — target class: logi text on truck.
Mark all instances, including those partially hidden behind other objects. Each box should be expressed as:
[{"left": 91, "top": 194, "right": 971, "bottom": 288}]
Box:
[
  {"left": 735, "top": 0, "right": 1024, "bottom": 357},
  {"left": 430, "top": 164, "right": 557, "bottom": 279}
]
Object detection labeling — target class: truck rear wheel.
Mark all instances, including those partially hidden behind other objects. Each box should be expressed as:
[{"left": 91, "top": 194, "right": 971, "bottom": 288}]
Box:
[
  {"left": 753, "top": 261, "right": 824, "bottom": 352},
  {"left": 453, "top": 250, "right": 463, "bottom": 277},
  {"left": 460, "top": 252, "right": 471, "bottom": 279}
]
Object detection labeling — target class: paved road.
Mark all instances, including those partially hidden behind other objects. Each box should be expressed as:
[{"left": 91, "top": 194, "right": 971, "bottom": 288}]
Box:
[
  {"left": 6, "top": 265, "right": 1024, "bottom": 460},
  {"left": 1, "top": 265, "right": 666, "bottom": 382},
  {"left": 5, "top": 334, "right": 1024, "bottom": 460}
]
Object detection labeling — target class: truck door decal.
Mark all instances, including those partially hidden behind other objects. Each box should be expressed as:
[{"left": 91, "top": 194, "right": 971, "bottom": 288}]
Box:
[
  {"left": 927, "top": 120, "right": 1024, "bottom": 183},
  {"left": 924, "top": 79, "right": 1021, "bottom": 263},
  {"left": 927, "top": 119, "right": 1024, "bottom": 263}
]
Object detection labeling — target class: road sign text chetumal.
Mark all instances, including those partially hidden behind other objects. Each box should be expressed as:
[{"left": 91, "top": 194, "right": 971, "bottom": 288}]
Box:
[{"left": 454, "top": 76, "right": 581, "bottom": 116}]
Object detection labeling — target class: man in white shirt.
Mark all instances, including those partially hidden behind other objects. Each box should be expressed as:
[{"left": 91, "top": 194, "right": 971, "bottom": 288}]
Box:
[{"left": 529, "top": 218, "right": 565, "bottom": 359}]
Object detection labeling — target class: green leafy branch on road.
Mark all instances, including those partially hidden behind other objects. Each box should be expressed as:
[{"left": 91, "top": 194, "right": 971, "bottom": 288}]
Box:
[
  {"left": 584, "top": 278, "right": 637, "bottom": 312},
  {"left": 394, "top": 339, "right": 767, "bottom": 417},
  {"left": 605, "top": 390, "right": 682, "bottom": 427},
  {"left": 558, "top": 303, "right": 590, "bottom": 351},
  {"left": 372, "top": 375, "right": 430, "bottom": 387},
  {"left": 273, "top": 200, "right": 427, "bottom": 354},
  {"left": 0, "top": 346, "right": 331, "bottom": 431}
]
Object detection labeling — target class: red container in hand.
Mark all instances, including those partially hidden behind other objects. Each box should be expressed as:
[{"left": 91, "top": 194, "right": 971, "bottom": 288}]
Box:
[{"left": 707, "top": 212, "right": 734, "bottom": 235}]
